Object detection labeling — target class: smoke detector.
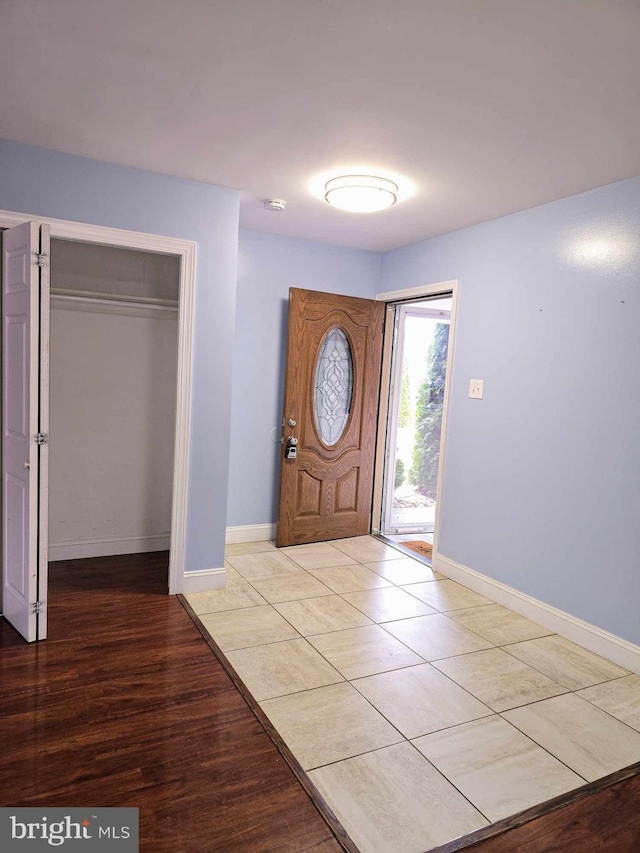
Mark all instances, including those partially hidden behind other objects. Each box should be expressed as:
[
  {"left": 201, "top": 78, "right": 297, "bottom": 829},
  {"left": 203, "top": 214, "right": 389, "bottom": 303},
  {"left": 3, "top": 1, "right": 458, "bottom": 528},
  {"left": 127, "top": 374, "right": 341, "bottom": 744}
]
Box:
[{"left": 263, "top": 198, "right": 286, "bottom": 212}]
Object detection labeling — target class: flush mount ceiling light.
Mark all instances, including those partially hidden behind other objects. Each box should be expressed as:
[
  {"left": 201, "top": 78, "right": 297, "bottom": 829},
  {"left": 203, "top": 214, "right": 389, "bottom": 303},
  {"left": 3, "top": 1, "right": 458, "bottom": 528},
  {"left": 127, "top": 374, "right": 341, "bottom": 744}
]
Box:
[{"left": 324, "top": 175, "right": 398, "bottom": 213}]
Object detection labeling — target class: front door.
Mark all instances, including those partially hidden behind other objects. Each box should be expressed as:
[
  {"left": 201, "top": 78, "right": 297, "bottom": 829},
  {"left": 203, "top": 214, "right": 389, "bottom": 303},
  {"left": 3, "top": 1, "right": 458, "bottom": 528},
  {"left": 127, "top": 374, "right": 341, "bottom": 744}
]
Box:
[
  {"left": 2, "top": 221, "right": 50, "bottom": 641},
  {"left": 276, "top": 288, "right": 384, "bottom": 547}
]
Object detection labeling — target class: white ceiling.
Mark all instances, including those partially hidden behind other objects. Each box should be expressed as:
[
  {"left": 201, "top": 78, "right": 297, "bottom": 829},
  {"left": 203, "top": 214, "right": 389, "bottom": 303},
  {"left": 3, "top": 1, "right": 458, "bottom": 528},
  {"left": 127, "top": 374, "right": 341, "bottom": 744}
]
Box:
[{"left": 1, "top": 0, "right": 640, "bottom": 251}]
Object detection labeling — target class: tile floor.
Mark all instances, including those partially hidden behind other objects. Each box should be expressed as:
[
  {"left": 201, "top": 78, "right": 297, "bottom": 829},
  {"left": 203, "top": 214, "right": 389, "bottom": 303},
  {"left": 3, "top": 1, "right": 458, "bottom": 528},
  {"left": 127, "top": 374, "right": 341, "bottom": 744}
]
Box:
[{"left": 186, "top": 536, "right": 640, "bottom": 853}]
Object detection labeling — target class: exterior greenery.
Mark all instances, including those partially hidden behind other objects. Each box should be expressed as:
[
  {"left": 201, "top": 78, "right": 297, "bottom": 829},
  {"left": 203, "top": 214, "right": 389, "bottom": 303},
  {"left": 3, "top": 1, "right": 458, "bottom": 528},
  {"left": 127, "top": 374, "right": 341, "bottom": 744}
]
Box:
[
  {"left": 394, "top": 458, "right": 405, "bottom": 489},
  {"left": 398, "top": 358, "right": 411, "bottom": 429},
  {"left": 409, "top": 322, "right": 449, "bottom": 497}
]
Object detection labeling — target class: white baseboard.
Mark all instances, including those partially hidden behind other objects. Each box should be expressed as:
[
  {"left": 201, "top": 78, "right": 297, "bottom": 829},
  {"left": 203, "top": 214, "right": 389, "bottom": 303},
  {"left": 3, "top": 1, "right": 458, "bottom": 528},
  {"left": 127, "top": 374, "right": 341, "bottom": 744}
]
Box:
[
  {"left": 49, "top": 532, "right": 171, "bottom": 561},
  {"left": 225, "top": 523, "right": 276, "bottom": 544},
  {"left": 433, "top": 553, "right": 640, "bottom": 675},
  {"left": 182, "top": 567, "right": 226, "bottom": 593}
]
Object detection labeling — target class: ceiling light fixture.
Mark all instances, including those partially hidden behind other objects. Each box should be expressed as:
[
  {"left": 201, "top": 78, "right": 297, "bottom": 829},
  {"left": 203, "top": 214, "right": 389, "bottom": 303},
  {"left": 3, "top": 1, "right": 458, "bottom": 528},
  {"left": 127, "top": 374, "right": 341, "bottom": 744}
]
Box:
[{"left": 324, "top": 175, "right": 398, "bottom": 213}]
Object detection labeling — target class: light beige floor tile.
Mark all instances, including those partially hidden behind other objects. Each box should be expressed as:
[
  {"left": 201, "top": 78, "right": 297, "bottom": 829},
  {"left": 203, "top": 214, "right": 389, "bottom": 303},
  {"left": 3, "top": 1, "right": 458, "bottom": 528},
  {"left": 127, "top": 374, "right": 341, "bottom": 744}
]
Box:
[
  {"left": 281, "top": 542, "right": 357, "bottom": 569},
  {"left": 308, "top": 564, "right": 392, "bottom": 593},
  {"left": 185, "top": 576, "right": 266, "bottom": 614},
  {"left": 249, "top": 573, "right": 333, "bottom": 603},
  {"left": 578, "top": 675, "right": 640, "bottom": 731},
  {"left": 448, "top": 604, "right": 553, "bottom": 645},
  {"left": 308, "top": 624, "right": 423, "bottom": 679},
  {"left": 433, "top": 648, "right": 568, "bottom": 711},
  {"left": 200, "top": 604, "right": 299, "bottom": 651},
  {"left": 504, "top": 693, "right": 640, "bottom": 781},
  {"left": 413, "top": 716, "right": 584, "bottom": 821},
  {"left": 353, "top": 663, "right": 492, "bottom": 739},
  {"left": 330, "top": 536, "right": 407, "bottom": 564},
  {"left": 504, "top": 635, "right": 630, "bottom": 691},
  {"left": 226, "top": 550, "right": 304, "bottom": 581},
  {"left": 309, "top": 742, "right": 487, "bottom": 853},
  {"left": 402, "top": 579, "right": 492, "bottom": 612},
  {"left": 274, "top": 596, "right": 373, "bottom": 635},
  {"left": 226, "top": 638, "right": 343, "bottom": 701},
  {"left": 383, "top": 614, "right": 494, "bottom": 661},
  {"left": 364, "top": 558, "right": 443, "bottom": 585},
  {"left": 342, "top": 587, "right": 436, "bottom": 622},
  {"left": 225, "top": 540, "right": 275, "bottom": 557},
  {"left": 260, "top": 682, "right": 403, "bottom": 770}
]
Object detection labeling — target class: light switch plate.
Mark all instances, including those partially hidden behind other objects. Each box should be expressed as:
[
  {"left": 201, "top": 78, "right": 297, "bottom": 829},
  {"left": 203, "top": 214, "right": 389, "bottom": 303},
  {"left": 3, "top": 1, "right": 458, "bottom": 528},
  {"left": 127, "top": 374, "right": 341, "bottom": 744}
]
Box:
[{"left": 469, "top": 379, "right": 484, "bottom": 399}]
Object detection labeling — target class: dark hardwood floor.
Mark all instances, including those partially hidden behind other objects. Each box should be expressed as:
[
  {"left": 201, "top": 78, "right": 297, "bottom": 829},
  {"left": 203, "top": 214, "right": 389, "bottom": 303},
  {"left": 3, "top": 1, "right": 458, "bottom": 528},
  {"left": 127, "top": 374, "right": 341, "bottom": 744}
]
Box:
[
  {"left": 433, "top": 768, "right": 640, "bottom": 853},
  {"left": 0, "top": 552, "right": 340, "bottom": 853},
  {"left": 466, "top": 773, "right": 640, "bottom": 853},
  {"left": 1, "top": 551, "right": 638, "bottom": 853}
]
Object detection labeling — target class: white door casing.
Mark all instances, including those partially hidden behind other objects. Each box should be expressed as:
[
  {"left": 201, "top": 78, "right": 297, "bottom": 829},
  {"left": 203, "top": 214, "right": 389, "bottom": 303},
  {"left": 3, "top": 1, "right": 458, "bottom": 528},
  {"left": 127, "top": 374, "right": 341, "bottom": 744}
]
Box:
[
  {"left": 0, "top": 208, "right": 197, "bottom": 596},
  {"left": 2, "top": 221, "right": 49, "bottom": 641},
  {"left": 372, "top": 280, "right": 459, "bottom": 557},
  {"left": 381, "top": 303, "right": 451, "bottom": 536},
  {"left": 37, "top": 223, "right": 50, "bottom": 638}
]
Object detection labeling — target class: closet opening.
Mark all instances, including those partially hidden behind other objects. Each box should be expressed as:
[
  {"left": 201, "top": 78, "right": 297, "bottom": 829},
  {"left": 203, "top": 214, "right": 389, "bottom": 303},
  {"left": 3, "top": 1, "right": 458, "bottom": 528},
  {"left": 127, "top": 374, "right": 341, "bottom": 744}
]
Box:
[{"left": 48, "top": 238, "right": 179, "bottom": 580}]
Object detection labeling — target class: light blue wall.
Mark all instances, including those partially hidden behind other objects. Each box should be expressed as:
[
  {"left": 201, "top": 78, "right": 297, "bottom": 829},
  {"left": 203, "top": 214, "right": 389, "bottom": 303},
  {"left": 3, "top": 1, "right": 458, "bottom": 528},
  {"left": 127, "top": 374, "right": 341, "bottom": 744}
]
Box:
[
  {"left": 0, "top": 140, "right": 240, "bottom": 574},
  {"left": 5, "top": 140, "right": 639, "bottom": 645},
  {"left": 381, "top": 177, "right": 640, "bottom": 644},
  {"left": 227, "top": 229, "right": 381, "bottom": 527}
]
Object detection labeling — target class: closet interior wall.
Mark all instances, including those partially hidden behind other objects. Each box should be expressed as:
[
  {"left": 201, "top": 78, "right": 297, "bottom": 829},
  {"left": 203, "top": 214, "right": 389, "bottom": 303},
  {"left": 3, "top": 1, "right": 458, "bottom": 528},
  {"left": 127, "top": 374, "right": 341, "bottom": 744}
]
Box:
[{"left": 49, "top": 239, "right": 179, "bottom": 562}]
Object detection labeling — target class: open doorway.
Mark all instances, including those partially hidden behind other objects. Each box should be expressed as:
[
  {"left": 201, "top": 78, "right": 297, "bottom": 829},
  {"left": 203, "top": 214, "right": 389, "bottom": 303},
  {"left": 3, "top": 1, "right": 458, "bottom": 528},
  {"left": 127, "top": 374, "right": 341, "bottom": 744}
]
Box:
[
  {"left": 2, "top": 215, "right": 195, "bottom": 642},
  {"left": 378, "top": 294, "right": 453, "bottom": 553},
  {"left": 48, "top": 239, "right": 179, "bottom": 571}
]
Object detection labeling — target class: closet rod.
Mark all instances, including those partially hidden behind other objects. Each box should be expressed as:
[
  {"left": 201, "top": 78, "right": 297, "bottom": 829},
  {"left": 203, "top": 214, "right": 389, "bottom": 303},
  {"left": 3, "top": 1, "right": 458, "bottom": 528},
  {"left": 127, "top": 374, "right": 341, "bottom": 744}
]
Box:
[{"left": 51, "top": 288, "right": 179, "bottom": 312}]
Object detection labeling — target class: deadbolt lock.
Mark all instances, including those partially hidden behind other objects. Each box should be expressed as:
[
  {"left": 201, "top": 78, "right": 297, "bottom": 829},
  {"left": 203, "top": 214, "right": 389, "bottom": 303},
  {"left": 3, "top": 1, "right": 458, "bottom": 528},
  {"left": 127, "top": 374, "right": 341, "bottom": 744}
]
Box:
[{"left": 285, "top": 435, "right": 298, "bottom": 460}]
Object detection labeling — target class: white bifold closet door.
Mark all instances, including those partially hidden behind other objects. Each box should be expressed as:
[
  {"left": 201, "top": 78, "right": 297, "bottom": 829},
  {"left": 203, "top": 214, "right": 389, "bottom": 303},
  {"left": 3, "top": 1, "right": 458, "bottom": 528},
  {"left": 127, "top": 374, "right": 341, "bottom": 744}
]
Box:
[{"left": 2, "top": 220, "right": 50, "bottom": 642}]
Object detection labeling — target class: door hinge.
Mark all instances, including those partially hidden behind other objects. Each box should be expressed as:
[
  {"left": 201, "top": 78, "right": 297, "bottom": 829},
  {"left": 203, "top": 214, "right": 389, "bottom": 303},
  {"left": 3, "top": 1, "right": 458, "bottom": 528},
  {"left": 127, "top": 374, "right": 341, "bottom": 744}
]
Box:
[
  {"left": 35, "top": 253, "right": 48, "bottom": 267},
  {"left": 31, "top": 600, "right": 45, "bottom": 615},
  {"left": 35, "top": 432, "right": 49, "bottom": 445}
]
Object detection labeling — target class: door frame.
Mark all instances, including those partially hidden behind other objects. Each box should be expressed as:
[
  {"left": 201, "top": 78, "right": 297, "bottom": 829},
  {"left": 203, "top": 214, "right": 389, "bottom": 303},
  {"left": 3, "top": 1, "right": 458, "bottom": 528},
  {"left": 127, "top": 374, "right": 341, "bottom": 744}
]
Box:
[
  {"left": 380, "top": 303, "right": 452, "bottom": 537},
  {"left": 0, "top": 209, "right": 196, "bottom": 595},
  {"left": 372, "top": 280, "right": 459, "bottom": 559}
]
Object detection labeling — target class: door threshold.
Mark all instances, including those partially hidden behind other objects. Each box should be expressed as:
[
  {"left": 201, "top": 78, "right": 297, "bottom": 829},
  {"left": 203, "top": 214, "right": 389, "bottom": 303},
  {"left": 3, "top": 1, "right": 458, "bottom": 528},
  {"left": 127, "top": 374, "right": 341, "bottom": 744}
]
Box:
[{"left": 374, "top": 532, "right": 433, "bottom": 566}]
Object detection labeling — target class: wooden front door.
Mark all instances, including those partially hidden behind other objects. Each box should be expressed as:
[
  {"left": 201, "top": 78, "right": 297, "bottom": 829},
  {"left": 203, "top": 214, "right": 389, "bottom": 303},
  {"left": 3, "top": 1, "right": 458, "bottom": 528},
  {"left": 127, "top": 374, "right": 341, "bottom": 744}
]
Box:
[{"left": 276, "top": 288, "right": 384, "bottom": 547}]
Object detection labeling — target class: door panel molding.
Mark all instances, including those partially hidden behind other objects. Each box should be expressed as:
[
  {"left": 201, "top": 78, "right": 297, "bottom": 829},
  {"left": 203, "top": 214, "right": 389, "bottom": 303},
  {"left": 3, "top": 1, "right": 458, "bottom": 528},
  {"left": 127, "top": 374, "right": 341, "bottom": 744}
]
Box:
[{"left": 2, "top": 221, "right": 41, "bottom": 640}]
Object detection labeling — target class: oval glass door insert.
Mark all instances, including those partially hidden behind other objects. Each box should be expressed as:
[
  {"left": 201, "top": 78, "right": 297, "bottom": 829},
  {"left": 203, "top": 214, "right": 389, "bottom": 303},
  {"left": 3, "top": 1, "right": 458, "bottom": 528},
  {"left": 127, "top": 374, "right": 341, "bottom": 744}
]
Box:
[{"left": 314, "top": 327, "right": 354, "bottom": 446}]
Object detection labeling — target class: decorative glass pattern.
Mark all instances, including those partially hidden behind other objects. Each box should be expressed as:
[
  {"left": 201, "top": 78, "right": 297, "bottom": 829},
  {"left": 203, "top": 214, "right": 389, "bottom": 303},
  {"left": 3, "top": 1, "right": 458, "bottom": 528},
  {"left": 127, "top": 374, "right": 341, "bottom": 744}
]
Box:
[{"left": 314, "top": 327, "right": 353, "bottom": 446}]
